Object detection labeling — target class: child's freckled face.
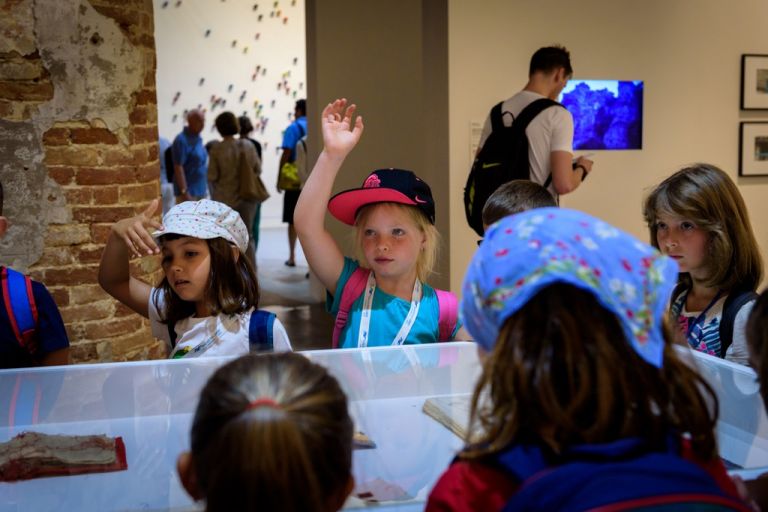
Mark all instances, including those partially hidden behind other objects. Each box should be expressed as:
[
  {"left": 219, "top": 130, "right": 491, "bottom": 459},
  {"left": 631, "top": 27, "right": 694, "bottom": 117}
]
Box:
[
  {"left": 654, "top": 213, "right": 709, "bottom": 280},
  {"left": 359, "top": 204, "right": 424, "bottom": 280},
  {"left": 161, "top": 237, "right": 211, "bottom": 303}
]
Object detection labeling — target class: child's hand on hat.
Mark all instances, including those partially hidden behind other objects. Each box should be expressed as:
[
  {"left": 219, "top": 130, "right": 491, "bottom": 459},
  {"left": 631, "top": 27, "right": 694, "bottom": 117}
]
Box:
[
  {"left": 321, "top": 98, "right": 364, "bottom": 160},
  {"left": 112, "top": 199, "right": 163, "bottom": 258}
]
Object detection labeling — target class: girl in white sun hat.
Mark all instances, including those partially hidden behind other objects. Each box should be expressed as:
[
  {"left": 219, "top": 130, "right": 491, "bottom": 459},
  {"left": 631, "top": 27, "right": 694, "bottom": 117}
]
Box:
[{"left": 98, "top": 198, "right": 291, "bottom": 358}]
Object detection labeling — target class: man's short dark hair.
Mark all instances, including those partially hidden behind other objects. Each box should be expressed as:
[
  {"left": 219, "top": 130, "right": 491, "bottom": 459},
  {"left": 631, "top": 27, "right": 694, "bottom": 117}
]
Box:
[
  {"left": 529, "top": 45, "right": 572, "bottom": 77},
  {"left": 482, "top": 180, "right": 557, "bottom": 227},
  {"left": 238, "top": 115, "right": 254, "bottom": 136},
  {"left": 215, "top": 111, "right": 240, "bottom": 137},
  {"left": 295, "top": 99, "right": 306, "bottom": 116}
]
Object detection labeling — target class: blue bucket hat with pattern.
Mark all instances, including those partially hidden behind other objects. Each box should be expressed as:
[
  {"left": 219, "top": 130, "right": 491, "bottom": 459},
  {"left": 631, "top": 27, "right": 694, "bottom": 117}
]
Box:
[{"left": 461, "top": 208, "right": 679, "bottom": 368}]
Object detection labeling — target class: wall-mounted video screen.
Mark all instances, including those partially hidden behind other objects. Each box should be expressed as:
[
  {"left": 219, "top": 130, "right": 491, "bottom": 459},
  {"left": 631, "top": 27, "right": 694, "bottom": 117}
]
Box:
[{"left": 559, "top": 80, "right": 644, "bottom": 150}]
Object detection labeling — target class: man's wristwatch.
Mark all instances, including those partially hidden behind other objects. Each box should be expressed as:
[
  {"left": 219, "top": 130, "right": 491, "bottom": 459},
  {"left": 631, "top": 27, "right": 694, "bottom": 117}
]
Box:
[
  {"left": 180, "top": 188, "right": 188, "bottom": 195},
  {"left": 574, "top": 164, "right": 588, "bottom": 182}
]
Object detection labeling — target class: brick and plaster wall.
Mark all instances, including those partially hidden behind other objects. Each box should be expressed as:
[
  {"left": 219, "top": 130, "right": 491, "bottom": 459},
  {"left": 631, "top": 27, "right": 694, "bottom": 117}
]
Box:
[{"left": 0, "top": 0, "right": 164, "bottom": 362}]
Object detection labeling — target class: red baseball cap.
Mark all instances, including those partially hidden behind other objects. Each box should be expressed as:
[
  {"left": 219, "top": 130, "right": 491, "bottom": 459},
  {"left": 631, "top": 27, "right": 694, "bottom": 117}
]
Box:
[{"left": 328, "top": 168, "right": 436, "bottom": 225}]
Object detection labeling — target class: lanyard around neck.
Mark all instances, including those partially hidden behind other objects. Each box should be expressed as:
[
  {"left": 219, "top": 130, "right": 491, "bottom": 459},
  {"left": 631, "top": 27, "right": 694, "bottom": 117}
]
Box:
[
  {"left": 685, "top": 289, "right": 724, "bottom": 337},
  {"left": 358, "top": 272, "right": 422, "bottom": 348}
]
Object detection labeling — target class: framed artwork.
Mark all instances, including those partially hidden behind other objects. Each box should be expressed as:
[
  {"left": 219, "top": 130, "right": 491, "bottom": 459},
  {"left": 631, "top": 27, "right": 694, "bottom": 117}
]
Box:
[
  {"left": 739, "top": 122, "right": 768, "bottom": 176},
  {"left": 741, "top": 54, "right": 768, "bottom": 109}
]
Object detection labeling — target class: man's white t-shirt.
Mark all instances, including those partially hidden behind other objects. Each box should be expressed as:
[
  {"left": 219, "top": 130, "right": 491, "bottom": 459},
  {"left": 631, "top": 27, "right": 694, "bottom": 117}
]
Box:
[
  {"left": 148, "top": 288, "right": 292, "bottom": 357},
  {"left": 477, "top": 90, "right": 574, "bottom": 199}
]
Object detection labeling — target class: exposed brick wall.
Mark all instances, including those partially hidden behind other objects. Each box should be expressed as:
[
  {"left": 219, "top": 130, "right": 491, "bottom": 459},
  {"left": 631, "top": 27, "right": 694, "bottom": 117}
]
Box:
[
  {"left": 0, "top": 50, "right": 53, "bottom": 121},
  {"left": 0, "top": 0, "right": 165, "bottom": 363}
]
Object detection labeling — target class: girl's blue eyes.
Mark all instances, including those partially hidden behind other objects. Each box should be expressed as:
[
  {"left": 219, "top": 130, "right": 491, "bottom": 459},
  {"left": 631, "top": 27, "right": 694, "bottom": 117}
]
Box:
[{"left": 364, "top": 229, "right": 406, "bottom": 237}]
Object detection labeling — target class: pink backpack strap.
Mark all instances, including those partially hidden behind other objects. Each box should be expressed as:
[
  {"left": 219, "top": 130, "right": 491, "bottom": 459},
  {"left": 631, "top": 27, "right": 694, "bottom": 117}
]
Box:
[
  {"left": 435, "top": 289, "right": 458, "bottom": 341},
  {"left": 331, "top": 267, "right": 371, "bottom": 348}
]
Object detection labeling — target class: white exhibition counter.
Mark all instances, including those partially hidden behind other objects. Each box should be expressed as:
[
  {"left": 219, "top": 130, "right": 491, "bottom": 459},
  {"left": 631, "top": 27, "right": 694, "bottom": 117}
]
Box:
[{"left": 0, "top": 342, "right": 766, "bottom": 511}]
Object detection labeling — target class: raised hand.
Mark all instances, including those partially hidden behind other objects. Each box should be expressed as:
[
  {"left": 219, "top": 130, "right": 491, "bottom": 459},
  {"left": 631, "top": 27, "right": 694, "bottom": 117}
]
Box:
[
  {"left": 321, "top": 98, "right": 364, "bottom": 159},
  {"left": 111, "top": 199, "right": 163, "bottom": 258}
]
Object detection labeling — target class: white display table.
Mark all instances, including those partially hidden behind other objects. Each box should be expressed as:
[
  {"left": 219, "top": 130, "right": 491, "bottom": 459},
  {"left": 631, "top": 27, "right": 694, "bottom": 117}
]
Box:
[{"left": 1, "top": 343, "right": 766, "bottom": 511}]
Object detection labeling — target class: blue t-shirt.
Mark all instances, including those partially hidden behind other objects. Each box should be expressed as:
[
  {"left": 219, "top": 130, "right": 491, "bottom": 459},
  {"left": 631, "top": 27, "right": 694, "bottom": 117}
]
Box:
[
  {"left": 281, "top": 116, "right": 307, "bottom": 162},
  {"left": 171, "top": 127, "right": 208, "bottom": 196},
  {"left": 0, "top": 275, "right": 70, "bottom": 369},
  {"left": 327, "top": 258, "right": 459, "bottom": 349}
]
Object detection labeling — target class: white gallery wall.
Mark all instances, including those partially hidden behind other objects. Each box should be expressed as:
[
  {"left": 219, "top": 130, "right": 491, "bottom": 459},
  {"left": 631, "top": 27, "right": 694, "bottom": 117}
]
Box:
[
  {"left": 448, "top": 0, "right": 768, "bottom": 292},
  {"left": 154, "top": 0, "right": 306, "bottom": 226}
]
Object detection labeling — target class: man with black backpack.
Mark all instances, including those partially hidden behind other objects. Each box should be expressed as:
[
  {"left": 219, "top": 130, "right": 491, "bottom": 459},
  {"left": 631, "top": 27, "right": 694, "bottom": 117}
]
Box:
[{"left": 465, "top": 46, "right": 594, "bottom": 236}]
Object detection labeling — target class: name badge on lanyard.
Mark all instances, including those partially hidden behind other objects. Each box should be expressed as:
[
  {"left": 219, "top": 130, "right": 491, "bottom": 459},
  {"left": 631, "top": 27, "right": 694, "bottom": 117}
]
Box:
[{"left": 358, "top": 272, "right": 422, "bottom": 348}]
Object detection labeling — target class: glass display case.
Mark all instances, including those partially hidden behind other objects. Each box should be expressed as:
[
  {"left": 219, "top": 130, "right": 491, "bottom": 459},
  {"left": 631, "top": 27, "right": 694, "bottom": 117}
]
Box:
[{"left": 1, "top": 343, "right": 766, "bottom": 511}]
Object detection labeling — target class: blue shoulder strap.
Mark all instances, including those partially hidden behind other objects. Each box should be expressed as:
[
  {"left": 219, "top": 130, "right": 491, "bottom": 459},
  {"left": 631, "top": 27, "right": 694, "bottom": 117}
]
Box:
[
  {"left": 249, "top": 310, "right": 275, "bottom": 352},
  {"left": 2, "top": 266, "right": 38, "bottom": 349}
]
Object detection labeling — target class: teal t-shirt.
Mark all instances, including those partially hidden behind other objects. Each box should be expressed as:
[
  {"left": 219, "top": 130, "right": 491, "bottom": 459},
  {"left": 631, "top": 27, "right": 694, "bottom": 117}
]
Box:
[{"left": 327, "top": 258, "right": 459, "bottom": 349}]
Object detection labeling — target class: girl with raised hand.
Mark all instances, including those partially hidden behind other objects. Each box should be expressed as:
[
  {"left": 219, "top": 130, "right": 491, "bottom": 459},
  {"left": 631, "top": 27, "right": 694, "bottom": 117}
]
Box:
[
  {"left": 294, "top": 98, "right": 468, "bottom": 348},
  {"left": 643, "top": 163, "right": 763, "bottom": 364},
  {"left": 98, "top": 199, "right": 291, "bottom": 358}
]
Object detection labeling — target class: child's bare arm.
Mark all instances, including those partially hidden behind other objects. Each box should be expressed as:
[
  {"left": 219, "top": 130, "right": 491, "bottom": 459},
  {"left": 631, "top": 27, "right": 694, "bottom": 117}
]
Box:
[
  {"left": 98, "top": 199, "right": 162, "bottom": 318},
  {"left": 295, "top": 99, "right": 364, "bottom": 293}
]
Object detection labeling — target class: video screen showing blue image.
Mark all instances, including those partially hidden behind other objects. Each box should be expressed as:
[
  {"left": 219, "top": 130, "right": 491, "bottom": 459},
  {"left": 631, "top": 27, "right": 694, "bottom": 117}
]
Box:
[{"left": 559, "top": 80, "right": 644, "bottom": 150}]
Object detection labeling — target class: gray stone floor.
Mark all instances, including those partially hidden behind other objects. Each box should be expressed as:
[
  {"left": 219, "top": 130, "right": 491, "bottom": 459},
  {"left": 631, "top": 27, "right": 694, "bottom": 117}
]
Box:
[{"left": 256, "top": 227, "right": 333, "bottom": 350}]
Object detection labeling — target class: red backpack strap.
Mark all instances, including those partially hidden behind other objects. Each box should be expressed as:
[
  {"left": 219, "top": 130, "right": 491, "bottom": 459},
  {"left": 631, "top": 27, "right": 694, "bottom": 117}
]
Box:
[
  {"left": 331, "top": 267, "right": 371, "bottom": 348},
  {"left": 1, "top": 266, "right": 39, "bottom": 352},
  {"left": 435, "top": 289, "right": 458, "bottom": 341}
]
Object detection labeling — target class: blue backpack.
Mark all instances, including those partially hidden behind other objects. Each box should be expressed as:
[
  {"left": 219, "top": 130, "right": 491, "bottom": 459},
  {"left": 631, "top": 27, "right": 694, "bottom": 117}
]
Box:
[
  {"left": 492, "top": 437, "right": 750, "bottom": 511},
  {"left": 167, "top": 309, "right": 276, "bottom": 355},
  {"left": 2, "top": 266, "right": 43, "bottom": 427}
]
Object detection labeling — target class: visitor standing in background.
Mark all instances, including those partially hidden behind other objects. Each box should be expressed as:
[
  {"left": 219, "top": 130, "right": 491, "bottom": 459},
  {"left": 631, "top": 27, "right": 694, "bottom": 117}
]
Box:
[
  {"left": 239, "top": 115, "right": 264, "bottom": 252},
  {"left": 158, "top": 136, "right": 175, "bottom": 216},
  {"left": 208, "top": 112, "right": 262, "bottom": 266},
  {"left": 172, "top": 109, "right": 209, "bottom": 203},
  {"left": 476, "top": 46, "right": 593, "bottom": 202},
  {"left": 277, "top": 99, "right": 307, "bottom": 267}
]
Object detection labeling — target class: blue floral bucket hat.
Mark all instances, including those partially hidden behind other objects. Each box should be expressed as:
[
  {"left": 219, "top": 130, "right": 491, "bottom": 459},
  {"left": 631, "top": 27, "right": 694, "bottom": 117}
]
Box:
[{"left": 461, "top": 208, "right": 679, "bottom": 368}]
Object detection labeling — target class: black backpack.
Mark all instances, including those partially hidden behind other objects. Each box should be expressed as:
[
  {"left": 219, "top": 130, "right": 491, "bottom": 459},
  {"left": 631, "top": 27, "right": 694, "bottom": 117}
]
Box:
[{"left": 464, "top": 98, "right": 560, "bottom": 236}]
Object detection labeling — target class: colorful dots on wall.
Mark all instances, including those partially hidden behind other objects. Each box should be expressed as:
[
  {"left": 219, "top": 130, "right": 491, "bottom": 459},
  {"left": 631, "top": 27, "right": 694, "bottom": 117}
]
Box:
[
  {"left": 255, "top": 33, "right": 260, "bottom": 40},
  {"left": 162, "top": 1, "right": 169, "bottom": 8},
  {"left": 291, "top": 0, "right": 296, "bottom": 5},
  {"left": 270, "top": 11, "right": 274, "bottom": 17},
  {"left": 228, "top": 84, "right": 234, "bottom": 92},
  {"left": 273, "top": 1, "right": 278, "bottom": 6},
  {"left": 240, "top": 91, "right": 247, "bottom": 102},
  {"left": 172, "top": 114, "right": 178, "bottom": 122},
  {"left": 293, "top": 57, "right": 298, "bottom": 65},
  {"left": 277, "top": 83, "right": 282, "bottom": 90},
  {"left": 231, "top": 40, "right": 237, "bottom": 48},
  {"left": 283, "top": 17, "right": 288, "bottom": 24},
  {"left": 262, "top": 68, "right": 267, "bottom": 76},
  {"left": 252, "top": 72, "right": 257, "bottom": 81},
  {"left": 270, "top": 99, "right": 276, "bottom": 107},
  {"left": 205, "top": 29, "right": 211, "bottom": 37},
  {"left": 243, "top": 46, "right": 249, "bottom": 54},
  {"left": 298, "top": 82, "right": 303, "bottom": 90},
  {"left": 258, "top": 14, "right": 263, "bottom": 21},
  {"left": 199, "top": 77, "right": 205, "bottom": 86},
  {"left": 172, "top": 91, "right": 181, "bottom": 105},
  {"left": 276, "top": 9, "right": 282, "bottom": 16},
  {"left": 292, "top": 91, "right": 297, "bottom": 98},
  {"left": 175, "top": 0, "right": 182, "bottom": 6},
  {"left": 253, "top": 4, "right": 258, "bottom": 10}
]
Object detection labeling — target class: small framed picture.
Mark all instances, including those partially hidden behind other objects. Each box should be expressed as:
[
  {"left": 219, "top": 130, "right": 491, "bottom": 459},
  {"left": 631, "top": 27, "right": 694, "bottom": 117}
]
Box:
[
  {"left": 739, "top": 122, "right": 768, "bottom": 176},
  {"left": 741, "top": 54, "right": 768, "bottom": 110}
]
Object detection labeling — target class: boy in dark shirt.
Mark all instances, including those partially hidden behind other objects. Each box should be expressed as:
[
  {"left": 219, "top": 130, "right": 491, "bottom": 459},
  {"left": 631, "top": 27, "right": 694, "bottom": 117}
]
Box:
[{"left": 0, "top": 181, "right": 69, "bottom": 369}]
